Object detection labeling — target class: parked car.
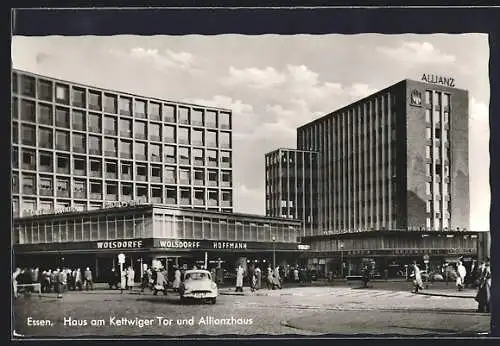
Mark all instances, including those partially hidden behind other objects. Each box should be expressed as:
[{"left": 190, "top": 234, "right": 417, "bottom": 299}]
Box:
[{"left": 179, "top": 270, "right": 218, "bottom": 304}]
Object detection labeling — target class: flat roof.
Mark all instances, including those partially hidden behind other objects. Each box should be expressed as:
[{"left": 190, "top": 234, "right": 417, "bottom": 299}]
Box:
[
  {"left": 13, "top": 68, "right": 232, "bottom": 113},
  {"left": 265, "top": 148, "right": 319, "bottom": 155},
  {"left": 14, "top": 204, "right": 302, "bottom": 225}
]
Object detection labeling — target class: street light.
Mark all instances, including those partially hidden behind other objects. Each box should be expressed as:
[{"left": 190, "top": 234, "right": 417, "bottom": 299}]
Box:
[
  {"left": 340, "top": 242, "right": 344, "bottom": 278},
  {"left": 272, "top": 235, "right": 276, "bottom": 269}
]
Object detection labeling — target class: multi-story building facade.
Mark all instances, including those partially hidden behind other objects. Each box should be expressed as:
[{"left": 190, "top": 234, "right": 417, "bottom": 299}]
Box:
[
  {"left": 266, "top": 78, "right": 481, "bottom": 276},
  {"left": 11, "top": 69, "right": 234, "bottom": 217},
  {"left": 265, "top": 148, "right": 319, "bottom": 237}
]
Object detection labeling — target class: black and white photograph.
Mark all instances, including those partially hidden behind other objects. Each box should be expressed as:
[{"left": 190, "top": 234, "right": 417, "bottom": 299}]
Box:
[{"left": 11, "top": 9, "right": 493, "bottom": 338}]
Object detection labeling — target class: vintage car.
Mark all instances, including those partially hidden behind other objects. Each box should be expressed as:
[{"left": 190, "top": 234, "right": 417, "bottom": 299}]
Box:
[{"left": 179, "top": 270, "right": 218, "bottom": 304}]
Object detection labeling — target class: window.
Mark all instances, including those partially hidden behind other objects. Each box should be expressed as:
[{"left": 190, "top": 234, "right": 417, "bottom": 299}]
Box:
[
  {"left": 21, "top": 124, "right": 36, "bottom": 146},
  {"left": 178, "top": 107, "right": 190, "bottom": 124},
  {"left": 425, "top": 127, "right": 432, "bottom": 140},
  {"left": 444, "top": 111, "right": 449, "bottom": 124},
  {"left": 89, "top": 113, "right": 101, "bottom": 133},
  {"left": 433, "top": 92, "right": 441, "bottom": 108},
  {"left": 122, "top": 183, "right": 133, "bottom": 199},
  {"left": 425, "top": 109, "right": 431, "bottom": 123},
  {"left": 149, "top": 102, "right": 161, "bottom": 120},
  {"left": 72, "top": 110, "right": 85, "bottom": 131},
  {"left": 151, "top": 186, "right": 162, "bottom": 202},
  {"left": 55, "top": 130, "right": 69, "bottom": 151},
  {"left": 12, "top": 122, "right": 18, "bottom": 144},
  {"left": 425, "top": 146, "right": 431, "bottom": 159},
  {"left": 426, "top": 200, "right": 432, "bottom": 213},
  {"left": 206, "top": 131, "right": 217, "bottom": 147},
  {"left": 12, "top": 147, "right": 19, "bottom": 169},
  {"left": 89, "top": 136, "right": 101, "bottom": 155},
  {"left": 425, "top": 91, "right": 432, "bottom": 104},
  {"left": 74, "top": 180, "right": 86, "bottom": 199},
  {"left": 180, "top": 188, "right": 191, "bottom": 205},
  {"left": 149, "top": 123, "right": 161, "bottom": 141},
  {"left": 104, "top": 138, "right": 117, "bottom": 157},
  {"left": 56, "top": 177, "right": 70, "bottom": 197},
  {"left": 426, "top": 182, "right": 431, "bottom": 195},
  {"left": 73, "top": 133, "right": 86, "bottom": 153},
  {"left": 119, "top": 97, "right": 132, "bottom": 115},
  {"left": 434, "top": 110, "right": 440, "bottom": 124},
  {"left": 220, "top": 112, "right": 231, "bottom": 129},
  {"left": 12, "top": 173, "right": 19, "bottom": 193},
  {"left": 194, "top": 189, "right": 204, "bottom": 205},
  {"left": 55, "top": 154, "right": 70, "bottom": 174},
  {"left": 178, "top": 127, "right": 190, "bottom": 144},
  {"left": 12, "top": 97, "right": 18, "bottom": 119},
  {"left": 426, "top": 164, "right": 431, "bottom": 176},
  {"left": 208, "top": 189, "right": 218, "bottom": 206},
  {"left": 192, "top": 109, "right": 204, "bottom": 126},
  {"left": 135, "top": 142, "right": 147, "bottom": 161},
  {"left": 134, "top": 121, "right": 146, "bottom": 140},
  {"left": 119, "top": 140, "right": 132, "bottom": 159},
  {"left": 179, "top": 168, "right": 190, "bottom": 184},
  {"left": 163, "top": 104, "right": 175, "bottom": 122},
  {"left": 166, "top": 187, "right": 177, "bottom": 204},
  {"left": 207, "top": 169, "right": 218, "bottom": 186},
  {"left": 104, "top": 94, "right": 117, "bottom": 113},
  {"left": 164, "top": 125, "right": 176, "bottom": 142},
  {"left": 164, "top": 145, "right": 176, "bottom": 163},
  {"left": 193, "top": 148, "right": 204, "bottom": 166},
  {"left": 221, "top": 171, "right": 232, "bottom": 187},
  {"left": 72, "top": 87, "right": 86, "bottom": 108},
  {"left": 119, "top": 118, "right": 132, "bottom": 137},
  {"left": 88, "top": 90, "right": 101, "bottom": 111},
  {"left": 121, "top": 162, "right": 132, "bottom": 180},
  {"left": 179, "top": 147, "right": 190, "bottom": 165},
  {"left": 73, "top": 156, "right": 86, "bottom": 175},
  {"left": 222, "top": 190, "right": 232, "bottom": 206},
  {"left": 205, "top": 111, "right": 217, "bottom": 127},
  {"left": 39, "top": 151, "right": 52, "bottom": 172},
  {"left": 434, "top": 146, "right": 441, "bottom": 160},
  {"left": 90, "top": 181, "right": 102, "bottom": 199},
  {"left": 12, "top": 73, "right": 18, "bottom": 94},
  {"left": 151, "top": 165, "right": 162, "bottom": 182},
  {"left": 106, "top": 182, "right": 118, "bottom": 199},
  {"left": 207, "top": 150, "right": 217, "bottom": 167},
  {"left": 194, "top": 169, "right": 204, "bottom": 185},
  {"left": 104, "top": 116, "right": 117, "bottom": 135},
  {"left": 55, "top": 107, "right": 70, "bottom": 128},
  {"left": 136, "top": 165, "right": 147, "bottom": 180},
  {"left": 221, "top": 151, "right": 231, "bottom": 168},
  {"left": 135, "top": 99, "right": 146, "bottom": 118},
  {"left": 150, "top": 143, "right": 161, "bottom": 161},
  {"left": 38, "top": 176, "right": 52, "bottom": 196},
  {"left": 22, "top": 174, "right": 36, "bottom": 195},
  {"left": 37, "top": 79, "right": 53, "bottom": 101},
  {"left": 444, "top": 165, "right": 449, "bottom": 177},
  {"left": 443, "top": 94, "right": 450, "bottom": 108},
  {"left": 165, "top": 167, "right": 176, "bottom": 183},
  {"left": 21, "top": 75, "right": 36, "bottom": 97},
  {"left": 220, "top": 132, "right": 231, "bottom": 148},
  {"left": 435, "top": 128, "right": 441, "bottom": 139},
  {"left": 192, "top": 129, "right": 204, "bottom": 146},
  {"left": 55, "top": 84, "right": 69, "bottom": 104},
  {"left": 21, "top": 100, "right": 36, "bottom": 122}
]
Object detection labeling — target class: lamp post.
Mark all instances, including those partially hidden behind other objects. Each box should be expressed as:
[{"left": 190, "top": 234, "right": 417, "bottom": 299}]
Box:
[
  {"left": 340, "top": 242, "right": 344, "bottom": 278},
  {"left": 272, "top": 235, "right": 276, "bottom": 269}
]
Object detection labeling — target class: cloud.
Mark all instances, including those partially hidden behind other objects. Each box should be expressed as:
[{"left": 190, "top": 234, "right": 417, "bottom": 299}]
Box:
[
  {"left": 109, "top": 47, "right": 197, "bottom": 71},
  {"left": 220, "top": 66, "right": 286, "bottom": 89},
  {"left": 348, "top": 83, "right": 378, "bottom": 99},
  {"left": 377, "top": 41, "right": 456, "bottom": 65}
]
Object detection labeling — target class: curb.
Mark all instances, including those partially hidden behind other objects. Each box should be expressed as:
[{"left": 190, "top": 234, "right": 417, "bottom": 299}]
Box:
[{"left": 416, "top": 291, "right": 475, "bottom": 299}]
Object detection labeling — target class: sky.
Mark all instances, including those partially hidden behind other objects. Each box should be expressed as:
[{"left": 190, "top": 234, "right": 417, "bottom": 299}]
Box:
[{"left": 11, "top": 34, "right": 490, "bottom": 232}]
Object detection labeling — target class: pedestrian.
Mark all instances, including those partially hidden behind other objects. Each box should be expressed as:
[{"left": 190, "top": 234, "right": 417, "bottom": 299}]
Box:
[
  {"left": 127, "top": 266, "right": 135, "bottom": 290},
  {"left": 255, "top": 266, "right": 262, "bottom": 290},
  {"left": 141, "top": 268, "right": 150, "bottom": 292},
  {"left": 13, "top": 267, "right": 21, "bottom": 299},
  {"left": 235, "top": 265, "right": 244, "bottom": 292},
  {"left": 172, "top": 267, "right": 181, "bottom": 292},
  {"left": 42, "top": 270, "right": 51, "bottom": 293},
  {"left": 120, "top": 268, "right": 127, "bottom": 294},
  {"left": 267, "top": 266, "right": 273, "bottom": 289},
  {"left": 84, "top": 267, "right": 93, "bottom": 290},
  {"left": 456, "top": 260, "right": 467, "bottom": 291},
  {"left": 74, "top": 268, "right": 83, "bottom": 291},
  {"left": 153, "top": 268, "right": 167, "bottom": 296},
  {"left": 411, "top": 261, "right": 424, "bottom": 293},
  {"left": 248, "top": 265, "right": 255, "bottom": 292},
  {"left": 475, "top": 259, "right": 491, "bottom": 313},
  {"left": 56, "top": 269, "right": 64, "bottom": 298},
  {"left": 273, "top": 265, "right": 282, "bottom": 289}
]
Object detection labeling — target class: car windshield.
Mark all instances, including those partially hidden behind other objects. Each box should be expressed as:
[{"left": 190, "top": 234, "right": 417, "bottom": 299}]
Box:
[{"left": 185, "top": 272, "right": 209, "bottom": 280}]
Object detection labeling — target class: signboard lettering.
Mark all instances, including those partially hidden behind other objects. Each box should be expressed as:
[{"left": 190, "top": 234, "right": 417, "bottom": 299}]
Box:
[
  {"left": 23, "top": 199, "right": 148, "bottom": 217},
  {"left": 97, "top": 240, "right": 143, "bottom": 249},
  {"left": 298, "top": 244, "right": 311, "bottom": 250},
  {"left": 213, "top": 242, "right": 247, "bottom": 250},
  {"left": 421, "top": 74, "right": 455, "bottom": 88},
  {"left": 157, "top": 240, "right": 201, "bottom": 249}
]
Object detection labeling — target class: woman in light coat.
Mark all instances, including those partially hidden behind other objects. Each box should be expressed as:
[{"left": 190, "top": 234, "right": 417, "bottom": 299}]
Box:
[
  {"left": 127, "top": 266, "right": 135, "bottom": 290},
  {"left": 153, "top": 269, "right": 167, "bottom": 296},
  {"left": 120, "top": 268, "right": 127, "bottom": 294},
  {"left": 235, "top": 265, "right": 244, "bottom": 292},
  {"left": 411, "top": 261, "right": 424, "bottom": 293},
  {"left": 172, "top": 267, "right": 181, "bottom": 292}
]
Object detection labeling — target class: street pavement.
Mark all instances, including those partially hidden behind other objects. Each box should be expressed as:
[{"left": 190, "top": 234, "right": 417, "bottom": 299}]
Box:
[{"left": 12, "top": 282, "right": 490, "bottom": 338}]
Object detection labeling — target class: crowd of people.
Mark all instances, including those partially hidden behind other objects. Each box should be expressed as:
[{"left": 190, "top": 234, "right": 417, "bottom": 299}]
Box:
[{"left": 12, "top": 266, "right": 95, "bottom": 298}]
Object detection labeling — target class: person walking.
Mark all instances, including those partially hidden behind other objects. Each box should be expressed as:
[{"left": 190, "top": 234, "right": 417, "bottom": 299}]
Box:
[
  {"left": 475, "top": 259, "right": 491, "bottom": 313},
  {"left": 266, "top": 266, "right": 273, "bottom": 289},
  {"left": 56, "top": 269, "right": 65, "bottom": 298},
  {"left": 172, "top": 267, "right": 181, "bottom": 293},
  {"left": 235, "top": 265, "right": 244, "bottom": 292},
  {"left": 74, "top": 268, "right": 83, "bottom": 291},
  {"left": 153, "top": 268, "right": 167, "bottom": 296},
  {"left": 273, "top": 265, "right": 282, "bottom": 289},
  {"left": 293, "top": 267, "right": 300, "bottom": 283},
  {"left": 13, "top": 267, "right": 21, "bottom": 299},
  {"left": 456, "top": 260, "right": 467, "bottom": 291},
  {"left": 127, "top": 266, "right": 135, "bottom": 290},
  {"left": 255, "top": 266, "right": 262, "bottom": 290},
  {"left": 84, "top": 267, "right": 93, "bottom": 291},
  {"left": 411, "top": 261, "right": 424, "bottom": 293}
]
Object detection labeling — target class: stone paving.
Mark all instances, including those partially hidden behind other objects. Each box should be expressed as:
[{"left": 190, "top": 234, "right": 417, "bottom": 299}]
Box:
[{"left": 12, "top": 285, "right": 490, "bottom": 338}]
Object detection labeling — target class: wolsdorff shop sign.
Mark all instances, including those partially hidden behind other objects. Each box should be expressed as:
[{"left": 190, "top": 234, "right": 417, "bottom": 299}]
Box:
[{"left": 96, "top": 240, "right": 144, "bottom": 249}]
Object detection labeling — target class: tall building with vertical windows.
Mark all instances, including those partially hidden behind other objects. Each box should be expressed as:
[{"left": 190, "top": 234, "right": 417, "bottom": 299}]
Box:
[
  {"left": 265, "top": 149, "right": 319, "bottom": 237},
  {"left": 266, "top": 78, "right": 479, "bottom": 275},
  {"left": 11, "top": 69, "right": 234, "bottom": 217}
]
